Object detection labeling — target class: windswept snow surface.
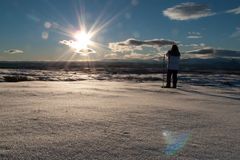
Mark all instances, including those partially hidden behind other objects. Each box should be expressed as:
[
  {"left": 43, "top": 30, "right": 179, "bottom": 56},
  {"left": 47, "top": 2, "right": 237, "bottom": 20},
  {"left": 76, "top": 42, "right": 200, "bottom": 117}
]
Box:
[{"left": 0, "top": 81, "right": 239, "bottom": 159}]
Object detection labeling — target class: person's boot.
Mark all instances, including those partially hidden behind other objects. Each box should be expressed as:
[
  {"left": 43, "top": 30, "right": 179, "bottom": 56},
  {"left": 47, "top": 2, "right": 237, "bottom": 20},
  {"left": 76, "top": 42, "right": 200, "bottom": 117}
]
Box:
[
  {"left": 172, "top": 82, "right": 177, "bottom": 88},
  {"left": 163, "top": 85, "right": 170, "bottom": 88},
  {"left": 164, "top": 82, "right": 171, "bottom": 88},
  {"left": 165, "top": 71, "right": 171, "bottom": 88}
]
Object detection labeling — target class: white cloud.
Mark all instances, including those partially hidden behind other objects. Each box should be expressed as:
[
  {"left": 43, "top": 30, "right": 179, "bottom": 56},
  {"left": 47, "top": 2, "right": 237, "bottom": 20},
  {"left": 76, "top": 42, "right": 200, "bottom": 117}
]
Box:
[
  {"left": 163, "top": 2, "right": 215, "bottom": 20},
  {"left": 107, "top": 38, "right": 176, "bottom": 60},
  {"left": 187, "top": 35, "right": 202, "bottom": 39},
  {"left": 187, "top": 31, "right": 202, "bottom": 39},
  {"left": 186, "top": 48, "right": 240, "bottom": 58},
  {"left": 104, "top": 53, "right": 118, "bottom": 59},
  {"left": 59, "top": 40, "right": 74, "bottom": 46},
  {"left": 182, "top": 43, "right": 205, "bottom": 47},
  {"left": 109, "top": 38, "right": 176, "bottom": 53},
  {"left": 104, "top": 52, "right": 159, "bottom": 60},
  {"left": 188, "top": 32, "right": 201, "bottom": 35},
  {"left": 4, "top": 49, "right": 24, "bottom": 54},
  {"left": 226, "top": 6, "right": 240, "bottom": 14},
  {"left": 124, "top": 53, "right": 151, "bottom": 59},
  {"left": 59, "top": 40, "right": 96, "bottom": 55},
  {"left": 108, "top": 42, "right": 143, "bottom": 53}
]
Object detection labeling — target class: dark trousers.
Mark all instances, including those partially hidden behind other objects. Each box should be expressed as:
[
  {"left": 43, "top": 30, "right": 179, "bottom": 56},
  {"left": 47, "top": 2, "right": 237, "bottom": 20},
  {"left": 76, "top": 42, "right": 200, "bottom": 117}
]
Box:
[{"left": 166, "top": 70, "right": 178, "bottom": 88}]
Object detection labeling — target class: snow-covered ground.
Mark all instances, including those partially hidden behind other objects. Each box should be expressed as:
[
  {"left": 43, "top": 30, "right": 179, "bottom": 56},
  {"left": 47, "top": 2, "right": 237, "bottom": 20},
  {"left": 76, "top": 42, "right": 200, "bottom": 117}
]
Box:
[{"left": 0, "top": 80, "right": 239, "bottom": 159}]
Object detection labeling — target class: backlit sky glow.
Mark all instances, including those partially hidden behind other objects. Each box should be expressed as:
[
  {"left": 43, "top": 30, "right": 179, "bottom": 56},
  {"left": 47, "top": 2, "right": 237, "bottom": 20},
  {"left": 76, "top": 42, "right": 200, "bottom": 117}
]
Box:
[{"left": 0, "top": 0, "right": 239, "bottom": 61}]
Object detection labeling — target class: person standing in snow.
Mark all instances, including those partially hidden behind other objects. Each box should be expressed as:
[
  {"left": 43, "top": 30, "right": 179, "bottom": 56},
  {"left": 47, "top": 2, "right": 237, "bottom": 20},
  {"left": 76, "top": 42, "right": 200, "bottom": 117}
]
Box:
[{"left": 165, "top": 44, "right": 181, "bottom": 88}]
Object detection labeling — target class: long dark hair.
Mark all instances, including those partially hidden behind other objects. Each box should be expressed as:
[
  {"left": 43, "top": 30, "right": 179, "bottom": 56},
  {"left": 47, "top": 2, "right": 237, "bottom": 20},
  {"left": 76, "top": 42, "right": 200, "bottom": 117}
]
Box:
[{"left": 170, "top": 44, "right": 180, "bottom": 56}]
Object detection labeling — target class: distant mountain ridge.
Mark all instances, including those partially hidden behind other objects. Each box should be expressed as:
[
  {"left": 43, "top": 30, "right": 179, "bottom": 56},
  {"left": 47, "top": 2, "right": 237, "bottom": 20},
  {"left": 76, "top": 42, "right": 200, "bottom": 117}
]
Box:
[{"left": 0, "top": 58, "right": 239, "bottom": 73}]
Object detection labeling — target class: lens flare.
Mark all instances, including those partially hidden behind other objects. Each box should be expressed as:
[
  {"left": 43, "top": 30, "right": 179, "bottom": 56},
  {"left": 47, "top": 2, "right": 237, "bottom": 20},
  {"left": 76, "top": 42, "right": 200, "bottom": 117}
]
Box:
[{"left": 163, "top": 130, "right": 191, "bottom": 156}]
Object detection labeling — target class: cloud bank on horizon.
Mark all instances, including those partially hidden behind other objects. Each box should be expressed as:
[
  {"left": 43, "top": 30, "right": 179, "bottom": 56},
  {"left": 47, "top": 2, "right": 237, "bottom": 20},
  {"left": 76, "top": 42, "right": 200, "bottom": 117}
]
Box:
[{"left": 185, "top": 48, "right": 240, "bottom": 59}]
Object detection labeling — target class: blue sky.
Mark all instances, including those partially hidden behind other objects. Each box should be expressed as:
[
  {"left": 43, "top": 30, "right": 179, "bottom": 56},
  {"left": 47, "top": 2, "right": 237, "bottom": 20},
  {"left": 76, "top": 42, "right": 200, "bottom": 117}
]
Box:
[{"left": 0, "top": 0, "right": 239, "bottom": 61}]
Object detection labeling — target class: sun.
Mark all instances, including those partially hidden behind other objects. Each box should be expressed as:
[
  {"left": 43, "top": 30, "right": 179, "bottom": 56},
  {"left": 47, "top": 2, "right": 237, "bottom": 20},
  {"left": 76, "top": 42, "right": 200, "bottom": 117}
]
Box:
[{"left": 73, "top": 31, "right": 92, "bottom": 50}]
